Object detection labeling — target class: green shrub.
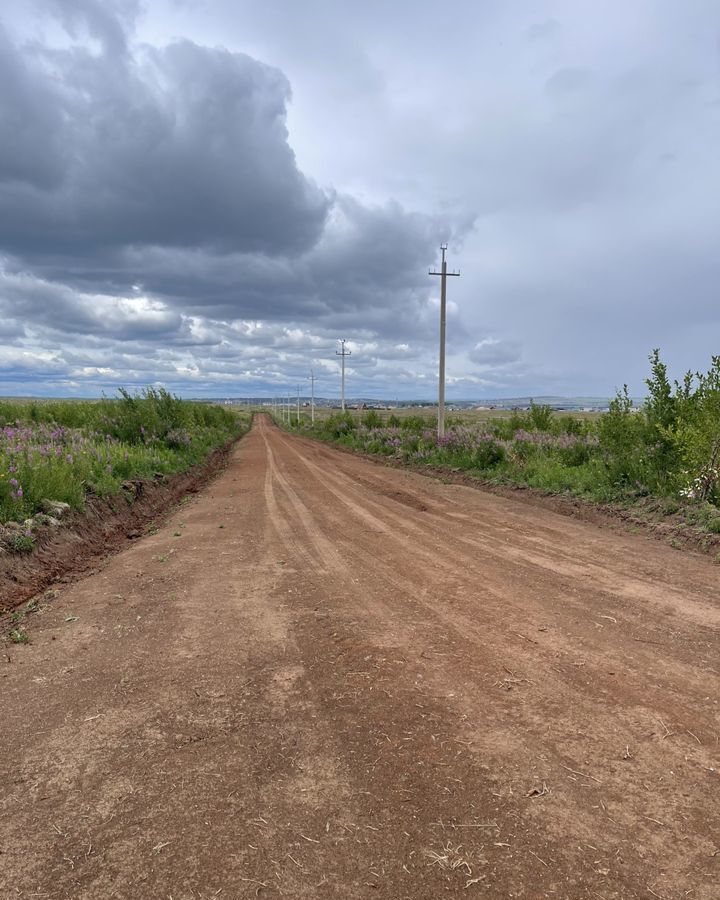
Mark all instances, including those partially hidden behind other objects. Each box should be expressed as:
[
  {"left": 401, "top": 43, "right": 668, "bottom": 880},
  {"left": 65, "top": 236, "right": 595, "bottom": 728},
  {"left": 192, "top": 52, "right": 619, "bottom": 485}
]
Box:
[
  {"left": 558, "top": 443, "right": 592, "bottom": 468},
  {"left": 402, "top": 435, "right": 421, "bottom": 454},
  {"left": 361, "top": 410, "right": 382, "bottom": 429},
  {"left": 322, "top": 413, "right": 356, "bottom": 438},
  {"left": 510, "top": 439, "right": 537, "bottom": 464},
  {"left": 528, "top": 402, "right": 553, "bottom": 431},
  {"left": 399, "top": 415, "right": 434, "bottom": 432},
  {"left": 8, "top": 533, "right": 35, "bottom": 553},
  {"left": 473, "top": 441, "right": 506, "bottom": 469},
  {"left": 597, "top": 386, "right": 649, "bottom": 490},
  {"left": 557, "top": 415, "right": 585, "bottom": 436}
]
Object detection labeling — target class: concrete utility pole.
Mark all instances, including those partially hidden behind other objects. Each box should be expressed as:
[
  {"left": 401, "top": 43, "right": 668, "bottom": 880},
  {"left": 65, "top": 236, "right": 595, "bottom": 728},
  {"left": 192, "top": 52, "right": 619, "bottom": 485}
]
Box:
[
  {"left": 429, "top": 244, "right": 460, "bottom": 439},
  {"left": 336, "top": 339, "right": 352, "bottom": 412},
  {"left": 296, "top": 384, "right": 300, "bottom": 425},
  {"left": 309, "top": 369, "right": 316, "bottom": 424}
]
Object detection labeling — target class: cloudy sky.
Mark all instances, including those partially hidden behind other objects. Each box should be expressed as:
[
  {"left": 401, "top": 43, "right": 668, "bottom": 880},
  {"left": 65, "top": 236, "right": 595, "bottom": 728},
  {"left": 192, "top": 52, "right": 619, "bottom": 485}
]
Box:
[{"left": 1, "top": 0, "right": 718, "bottom": 400}]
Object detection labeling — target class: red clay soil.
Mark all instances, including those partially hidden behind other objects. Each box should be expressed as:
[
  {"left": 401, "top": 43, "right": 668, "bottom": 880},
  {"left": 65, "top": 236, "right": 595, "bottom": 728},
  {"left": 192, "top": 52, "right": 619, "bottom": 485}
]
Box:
[
  {"left": 0, "top": 437, "right": 238, "bottom": 612},
  {"left": 321, "top": 439, "right": 720, "bottom": 559},
  {"left": 2, "top": 414, "right": 719, "bottom": 899}
]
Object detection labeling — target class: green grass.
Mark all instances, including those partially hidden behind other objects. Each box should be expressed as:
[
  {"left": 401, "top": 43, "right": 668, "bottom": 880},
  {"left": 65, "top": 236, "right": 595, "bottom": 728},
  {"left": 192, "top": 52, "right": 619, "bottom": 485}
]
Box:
[
  {"left": 6, "top": 533, "right": 35, "bottom": 553},
  {"left": 276, "top": 356, "right": 720, "bottom": 538},
  {"left": 0, "top": 389, "right": 250, "bottom": 526},
  {"left": 272, "top": 404, "right": 603, "bottom": 428},
  {"left": 8, "top": 629, "right": 29, "bottom": 644}
]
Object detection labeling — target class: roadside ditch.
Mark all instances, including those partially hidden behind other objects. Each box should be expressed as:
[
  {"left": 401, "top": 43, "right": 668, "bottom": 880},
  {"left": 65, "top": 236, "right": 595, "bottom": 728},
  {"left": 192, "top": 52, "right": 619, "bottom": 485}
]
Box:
[{"left": 0, "top": 434, "right": 243, "bottom": 616}]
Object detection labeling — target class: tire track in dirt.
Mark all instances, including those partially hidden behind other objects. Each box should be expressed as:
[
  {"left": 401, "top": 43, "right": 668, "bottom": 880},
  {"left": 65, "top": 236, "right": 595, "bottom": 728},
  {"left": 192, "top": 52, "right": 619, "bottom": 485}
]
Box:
[
  {"left": 290, "top": 433, "right": 717, "bottom": 627},
  {"left": 280, "top": 427, "right": 720, "bottom": 671},
  {"left": 2, "top": 415, "right": 719, "bottom": 899},
  {"left": 276, "top": 429, "right": 719, "bottom": 706},
  {"left": 267, "top": 423, "right": 720, "bottom": 897}
]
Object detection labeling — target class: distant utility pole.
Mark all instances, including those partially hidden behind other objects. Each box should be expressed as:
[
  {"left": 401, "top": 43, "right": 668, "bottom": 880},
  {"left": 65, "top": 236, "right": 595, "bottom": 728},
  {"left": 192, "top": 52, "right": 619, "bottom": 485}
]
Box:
[
  {"left": 429, "top": 244, "right": 460, "bottom": 439},
  {"left": 336, "top": 339, "right": 352, "bottom": 412},
  {"left": 286, "top": 392, "right": 291, "bottom": 426},
  {"left": 296, "top": 384, "right": 301, "bottom": 425},
  {"left": 309, "top": 369, "right": 316, "bottom": 424}
]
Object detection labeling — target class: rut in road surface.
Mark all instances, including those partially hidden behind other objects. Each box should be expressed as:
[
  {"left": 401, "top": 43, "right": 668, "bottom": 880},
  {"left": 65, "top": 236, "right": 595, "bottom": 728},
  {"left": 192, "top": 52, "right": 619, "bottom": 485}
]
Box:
[{"left": 2, "top": 414, "right": 719, "bottom": 899}]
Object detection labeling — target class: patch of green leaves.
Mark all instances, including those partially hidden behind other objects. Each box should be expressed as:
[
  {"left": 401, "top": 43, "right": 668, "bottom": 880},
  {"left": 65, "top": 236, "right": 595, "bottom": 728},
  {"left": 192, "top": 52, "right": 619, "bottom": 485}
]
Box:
[
  {"left": 8, "top": 629, "right": 29, "bottom": 644},
  {"left": 8, "top": 533, "right": 35, "bottom": 553}
]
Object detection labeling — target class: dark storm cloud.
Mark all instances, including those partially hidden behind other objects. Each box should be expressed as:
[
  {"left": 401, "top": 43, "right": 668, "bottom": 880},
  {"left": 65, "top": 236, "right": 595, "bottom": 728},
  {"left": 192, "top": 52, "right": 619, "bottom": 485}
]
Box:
[
  {"left": 0, "top": 268, "right": 183, "bottom": 341},
  {"left": 1, "top": 197, "right": 450, "bottom": 344},
  {"left": 115, "top": 196, "right": 448, "bottom": 331},
  {"left": 0, "top": 18, "right": 329, "bottom": 260},
  {"left": 0, "top": 26, "right": 67, "bottom": 190},
  {"left": 0, "top": 318, "right": 25, "bottom": 339},
  {"left": 0, "top": 1, "right": 455, "bottom": 370}
]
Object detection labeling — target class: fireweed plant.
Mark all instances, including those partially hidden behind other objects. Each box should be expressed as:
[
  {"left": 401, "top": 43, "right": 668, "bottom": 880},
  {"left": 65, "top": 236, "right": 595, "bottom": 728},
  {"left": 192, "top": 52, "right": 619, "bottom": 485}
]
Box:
[
  {"left": 0, "top": 389, "right": 247, "bottom": 524},
  {"left": 281, "top": 351, "right": 720, "bottom": 533}
]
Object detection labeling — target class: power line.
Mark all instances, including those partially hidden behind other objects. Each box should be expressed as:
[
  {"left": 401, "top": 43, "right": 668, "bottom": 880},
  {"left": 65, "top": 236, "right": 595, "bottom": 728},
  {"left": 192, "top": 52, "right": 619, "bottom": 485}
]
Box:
[{"left": 429, "top": 244, "right": 460, "bottom": 439}]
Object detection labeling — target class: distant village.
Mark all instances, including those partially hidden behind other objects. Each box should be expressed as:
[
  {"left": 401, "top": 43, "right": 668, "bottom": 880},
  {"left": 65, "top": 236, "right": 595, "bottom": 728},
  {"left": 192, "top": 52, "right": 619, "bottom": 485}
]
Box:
[{"left": 217, "top": 397, "right": 626, "bottom": 413}]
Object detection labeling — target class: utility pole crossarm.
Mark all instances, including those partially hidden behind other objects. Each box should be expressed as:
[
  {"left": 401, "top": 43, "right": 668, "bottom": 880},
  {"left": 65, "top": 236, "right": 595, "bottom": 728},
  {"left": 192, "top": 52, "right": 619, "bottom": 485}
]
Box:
[{"left": 429, "top": 270, "right": 460, "bottom": 277}]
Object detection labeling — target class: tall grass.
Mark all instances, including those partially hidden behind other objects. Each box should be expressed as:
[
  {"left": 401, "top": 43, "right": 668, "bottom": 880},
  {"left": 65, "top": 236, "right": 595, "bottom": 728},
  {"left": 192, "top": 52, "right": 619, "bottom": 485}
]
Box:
[
  {"left": 280, "top": 351, "right": 720, "bottom": 531},
  {"left": 0, "top": 389, "right": 247, "bottom": 524}
]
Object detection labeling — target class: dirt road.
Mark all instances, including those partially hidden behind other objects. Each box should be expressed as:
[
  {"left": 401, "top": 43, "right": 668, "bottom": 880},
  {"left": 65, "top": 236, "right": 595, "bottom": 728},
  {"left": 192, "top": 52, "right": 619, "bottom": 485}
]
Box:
[{"left": 2, "top": 415, "right": 719, "bottom": 899}]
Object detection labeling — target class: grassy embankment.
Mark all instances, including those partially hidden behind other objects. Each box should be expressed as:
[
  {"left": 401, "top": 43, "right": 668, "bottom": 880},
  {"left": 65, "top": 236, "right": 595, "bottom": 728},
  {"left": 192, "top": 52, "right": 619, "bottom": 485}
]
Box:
[
  {"left": 278, "top": 351, "right": 720, "bottom": 540},
  {"left": 0, "top": 389, "right": 248, "bottom": 548}
]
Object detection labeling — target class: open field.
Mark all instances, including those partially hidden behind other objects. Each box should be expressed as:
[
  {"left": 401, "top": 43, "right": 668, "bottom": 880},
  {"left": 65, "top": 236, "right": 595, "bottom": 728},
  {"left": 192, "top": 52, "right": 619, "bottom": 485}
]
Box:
[
  {"left": 269, "top": 403, "right": 604, "bottom": 426},
  {"left": 2, "top": 414, "right": 719, "bottom": 898},
  {"left": 0, "top": 391, "right": 248, "bottom": 535}
]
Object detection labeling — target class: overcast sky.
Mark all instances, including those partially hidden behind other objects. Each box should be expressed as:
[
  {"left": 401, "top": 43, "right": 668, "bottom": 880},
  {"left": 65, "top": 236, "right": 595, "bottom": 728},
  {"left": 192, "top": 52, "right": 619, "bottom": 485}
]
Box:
[{"left": 1, "top": 0, "right": 718, "bottom": 400}]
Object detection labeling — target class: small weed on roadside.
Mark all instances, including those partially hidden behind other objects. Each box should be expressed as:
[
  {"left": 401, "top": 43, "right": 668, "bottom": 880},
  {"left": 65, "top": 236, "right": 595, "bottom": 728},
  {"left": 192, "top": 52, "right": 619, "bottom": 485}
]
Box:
[
  {"left": 8, "top": 533, "right": 35, "bottom": 553},
  {"left": 8, "top": 629, "right": 29, "bottom": 644}
]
